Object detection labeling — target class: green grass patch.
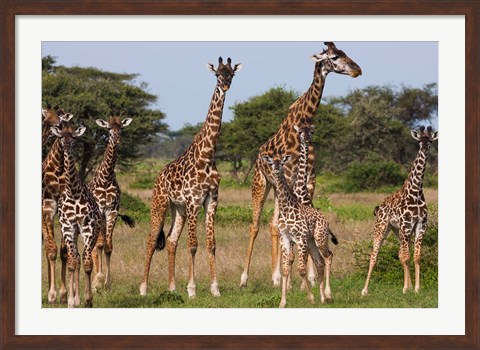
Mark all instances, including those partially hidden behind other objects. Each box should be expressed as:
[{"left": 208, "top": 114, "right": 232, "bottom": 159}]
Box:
[{"left": 120, "top": 192, "right": 150, "bottom": 223}]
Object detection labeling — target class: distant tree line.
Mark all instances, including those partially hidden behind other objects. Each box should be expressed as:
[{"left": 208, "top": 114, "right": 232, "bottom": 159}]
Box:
[{"left": 148, "top": 85, "right": 437, "bottom": 183}]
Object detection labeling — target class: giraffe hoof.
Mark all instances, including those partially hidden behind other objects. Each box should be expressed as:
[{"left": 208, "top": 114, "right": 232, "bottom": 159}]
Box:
[
  {"left": 361, "top": 289, "right": 368, "bottom": 296},
  {"left": 239, "top": 272, "right": 248, "bottom": 288},
  {"left": 84, "top": 299, "right": 93, "bottom": 308},
  {"left": 48, "top": 290, "right": 57, "bottom": 304},
  {"left": 68, "top": 298, "right": 76, "bottom": 308},
  {"left": 325, "top": 297, "right": 333, "bottom": 304},
  {"left": 139, "top": 282, "right": 147, "bottom": 296},
  {"left": 210, "top": 283, "right": 221, "bottom": 297}
]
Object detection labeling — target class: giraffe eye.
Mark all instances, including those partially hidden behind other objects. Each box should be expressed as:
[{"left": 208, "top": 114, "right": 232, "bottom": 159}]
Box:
[{"left": 331, "top": 55, "right": 339, "bottom": 61}]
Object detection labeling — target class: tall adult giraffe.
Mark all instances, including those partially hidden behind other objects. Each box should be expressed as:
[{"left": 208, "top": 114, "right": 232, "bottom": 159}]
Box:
[
  {"left": 42, "top": 109, "right": 74, "bottom": 303},
  {"left": 240, "top": 42, "right": 362, "bottom": 288},
  {"left": 361, "top": 126, "right": 438, "bottom": 296},
  {"left": 140, "top": 57, "right": 242, "bottom": 299},
  {"left": 89, "top": 116, "right": 134, "bottom": 291}
]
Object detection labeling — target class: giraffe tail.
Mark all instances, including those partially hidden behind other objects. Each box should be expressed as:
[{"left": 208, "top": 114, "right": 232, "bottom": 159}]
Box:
[
  {"left": 329, "top": 229, "right": 339, "bottom": 245},
  {"left": 155, "top": 225, "right": 166, "bottom": 251},
  {"left": 119, "top": 214, "right": 136, "bottom": 228}
]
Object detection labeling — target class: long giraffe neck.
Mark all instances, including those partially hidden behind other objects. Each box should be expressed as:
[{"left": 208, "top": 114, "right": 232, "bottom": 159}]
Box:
[
  {"left": 282, "top": 60, "right": 327, "bottom": 128},
  {"left": 274, "top": 170, "right": 297, "bottom": 213},
  {"left": 404, "top": 145, "right": 430, "bottom": 196},
  {"left": 63, "top": 144, "right": 83, "bottom": 197},
  {"left": 92, "top": 134, "right": 119, "bottom": 184},
  {"left": 42, "top": 138, "right": 64, "bottom": 174},
  {"left": 195, "top": 85, "right": 226, "bottom": 161},
  {"left": 293, "top": 137, "right": 311, "bottom": 205}
]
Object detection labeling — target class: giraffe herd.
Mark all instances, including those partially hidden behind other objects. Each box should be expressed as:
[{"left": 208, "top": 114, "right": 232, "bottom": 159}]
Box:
[{"left": 41, "top": 42, "right": 438, "bottom": 308}]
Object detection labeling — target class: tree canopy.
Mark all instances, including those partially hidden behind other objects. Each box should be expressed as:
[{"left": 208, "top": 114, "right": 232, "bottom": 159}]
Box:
[{"left": 42, "top": 55, "right": 168, "bottom": 180}]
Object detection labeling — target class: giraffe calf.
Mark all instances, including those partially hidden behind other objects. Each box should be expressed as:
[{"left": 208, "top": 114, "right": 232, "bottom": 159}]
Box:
[{"left": 263, "top": 154, "right": 334, "bottom": 308}]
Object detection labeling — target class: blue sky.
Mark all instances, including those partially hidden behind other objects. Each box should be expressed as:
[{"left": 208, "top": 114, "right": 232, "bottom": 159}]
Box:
[{"left": 42, "top": 41, "right": 438, "bottom": 131}]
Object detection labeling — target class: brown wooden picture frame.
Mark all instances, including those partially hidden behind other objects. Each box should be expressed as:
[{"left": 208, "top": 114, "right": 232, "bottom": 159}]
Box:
[{"left": 1, "top": 1, "right": 478, "bottom": 349}]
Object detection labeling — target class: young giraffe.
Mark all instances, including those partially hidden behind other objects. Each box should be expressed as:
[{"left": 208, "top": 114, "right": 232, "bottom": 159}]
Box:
[
  {"left": 280, "top": 125, "right": 338, "bottom": 289},
  {"left": 42, "top": 109, "right": 74, "bottom": 304},
  {"left": 262, "top": 152, "right": 334, "bottom": 308},
  {"left": 89, "top": 116, "right": 134, "bottom": 291},
  {"left": 140, "top": 57, "right": 242, "bottom": 299},
  {"left": 51, "top": 122, "right": 102, "bottom": 308},
  {"left": 240, "top": 42, "right": 361, "bottom": 288},
  {"left": 361, "top": 126, "right": 438, "bottom": 296}
]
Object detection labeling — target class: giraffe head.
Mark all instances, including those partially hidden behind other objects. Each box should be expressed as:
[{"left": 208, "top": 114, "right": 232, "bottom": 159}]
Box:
[
  {"left": 262, "top": 153, "right": 291, "bottom": 178},
  {"left": 311, "top": 42, "right": 362, "bottom": 78},
  {"left": 293, "top": 124, "right": 314, "bottom": 145},
  {"left": 42, "top": 106, "right": 74, "bottom": 142},
  {"left": 95, "top": 116, "right": 132, "bottom": 144},
  {"left": 411, "top": 125, "right": 438, "bottom": 150},
  {"left": 50, "top": 122, "right": 86, "bottom": 152},
  {"left": 207, "top": 57, "right": 242, "bottom": 92}
]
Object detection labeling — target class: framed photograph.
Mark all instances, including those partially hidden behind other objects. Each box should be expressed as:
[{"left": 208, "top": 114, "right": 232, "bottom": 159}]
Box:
[{"left": 1, "top": 1, "right": 478, "bottom": 349}]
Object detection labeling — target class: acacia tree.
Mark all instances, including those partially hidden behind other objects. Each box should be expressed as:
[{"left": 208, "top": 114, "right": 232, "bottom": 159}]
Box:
[{"left": 42, "top": 56, "right": 168, "bottom": 180}]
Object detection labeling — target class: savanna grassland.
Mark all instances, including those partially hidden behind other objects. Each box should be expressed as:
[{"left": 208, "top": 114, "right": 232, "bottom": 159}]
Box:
[{"left": 42, "top": 159, "right": 438, "bottom": 309}]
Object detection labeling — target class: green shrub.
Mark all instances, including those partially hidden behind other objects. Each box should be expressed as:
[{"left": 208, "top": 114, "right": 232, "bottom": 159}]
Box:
[
  {"left": 120, "top": 192, "right": 150, "bottom": 223},
  {"left": 344, "top": 160, "right": 405, "bottom": 192}
]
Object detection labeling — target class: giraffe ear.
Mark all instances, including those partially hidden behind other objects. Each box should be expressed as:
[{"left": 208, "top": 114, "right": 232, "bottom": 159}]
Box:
[
  {"left": 410, "top": 129, "right": 422, "bottom": 141},
  {"left": 96, "top": 119, "right": 109, "bottom": 129},
  {"left": 206, "top": 63, "right": 216, "bottom": 74},
  {"left": 75, "top": 126, "right": 87, "bottom": 137},
  {"left": 310, "top": 53, "right": 327, "bottom": 62},
  {"left": 233, "top": 63, "right": 242, "bottom": 73},
  {"left": 431, "top": 131, "right": 438, "bottom": 141},
  {"left": 281, "top": 155, "right": 291, "bottom": 165},
  {"left": 61, "top": 113, "right": 74, "bottom": 122},
  {"left": 42, "top": 108, "right": 48, "bottom": 118},
  {"left": 50, "top": 126, "right": 62, "bottom": 137},
  {"left": 121, "top": 118, "right": 133, "bottom": 128},
  {"left": 262, "top": 155, "right": 272, "bottom": 164},
  {"left": 293, "top": 125, "right": 300, "bottom": 133}
]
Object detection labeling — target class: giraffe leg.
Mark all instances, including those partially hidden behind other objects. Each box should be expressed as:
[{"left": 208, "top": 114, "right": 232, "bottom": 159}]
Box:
[
  {"left": 59, "top": 236, "right": 68, "bottom": 303},
  {"left": 308, "top": 238, "right": 326, "bottom": 303},
  {"left": 361, "top": 219, "right": 391, "bottom": 296},
  {"left": 312, "top": 223, "right": 333, "bottom": 303},
  {"left": 414, "top": 220, "right": 427, "bottom": 293},
  {"left": 287, "top": 242, "right": 295, "bottom": 291},
  {"left": 166, "top": 207, "right": 186, "bottom": 292},
  {"left": 82, "top": 226, "right": 97, "bottom": 308},
  {"left": 92, "top": 224, "right": 105, "bottom": 292},
  {"left": 73, "top": 253, "right": 81, "bottom": 307},
  {"left": 240, "top": 165, "right": 271, "bottom": 287},
  {"left": 103, "top": 210, "right": 118, "bottom": 290},
  {"left": 398, "top": 228, "right": 412, "bottom": 294},
  {"left": 301, "top": 256, "right": 316, "bottom": 291},
  {"left": 204, "top": 190, "right": 220, "bottom": 297},
  {"left": 270, "top": 197, "right": 281, "bottom": 287},
  {"left": 296, "top": 240, "right": 315, "bottom": 305},
  {"left": 186, "top": 205, "right": 200, "bottom": 299},
  {"left": 279, "top": 233, "right": 291, "bottom": 308},
  {"left": 63, "top": 229, "right": 78, "bottom": 308},
  {"left": 42, "top": 201, "right": 58, "bottom": 303},
  {"left": 139, "top": 185, "right": 169, "bottom": 296}
]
